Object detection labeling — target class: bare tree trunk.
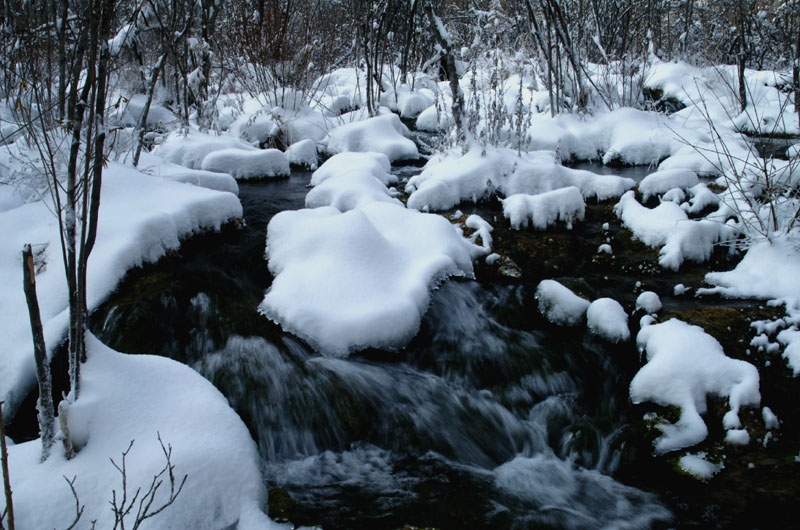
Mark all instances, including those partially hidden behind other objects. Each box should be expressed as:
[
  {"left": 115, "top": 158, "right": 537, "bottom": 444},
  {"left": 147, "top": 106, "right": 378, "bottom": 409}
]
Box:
[
  {"left": 424, "top": 1, "right": 466, "bottom": 143},
  {"left": 737, "top": 0, "right": 747, "bottom": 113},
  {"left": 133, "top": 54, "right": 167, "bottom": 166},
  {"left": 21, "top": 245, "right": 55, "bottom": 461},
  {"left": 0, "top": 403, "right": 14, "bottom": 530}
]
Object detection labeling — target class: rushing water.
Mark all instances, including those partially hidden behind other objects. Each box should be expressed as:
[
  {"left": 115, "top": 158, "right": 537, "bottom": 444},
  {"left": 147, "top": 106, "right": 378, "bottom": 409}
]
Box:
[{"left": 83, "top": 166, "right": 678, "bottom": 529}]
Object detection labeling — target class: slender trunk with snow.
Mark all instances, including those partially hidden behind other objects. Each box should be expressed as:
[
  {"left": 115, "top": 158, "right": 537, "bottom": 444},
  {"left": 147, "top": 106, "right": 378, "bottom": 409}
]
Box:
[
  {"left": 21, "top": 245, "right": 55, "bottom": 461},
  {"left": 424, "top": 1, "right": 466, "bottom": 144},
  {"left": 0, "top": 403, "right": 14, "bottom": 530}
]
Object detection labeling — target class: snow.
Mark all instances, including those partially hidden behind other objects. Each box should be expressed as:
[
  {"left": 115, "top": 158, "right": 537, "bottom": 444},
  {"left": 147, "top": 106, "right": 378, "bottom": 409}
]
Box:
[
  {"left": 615, "top": 191, "right": 737, "bottom": 270},
  {"left": 598, "top": 244, "right": 612, "bottom": 254},
  {"left": 0, "top": 183, "right": 24, "bottom": 212},
  {"left": 535, "top": 280, "right": 591, "bottom": 326},
  {"left": 502, "top": 187, "right": 585, "bottom": 230},
  {"left": 407, "top": 147, "right": 632, "bottom": 212},
  {"left": 155, "top": 130, "right": 256, "bottom": 169},
  {"left": 586, "top": 298, "right": 630, "bottom": 342},
  {"left": 2, "top": 334, "right": 277, "bottom": 530},
  {"left": 763, "top": 406, "right": 780, "bottom": 430},
  {"left": 324, "top": 113, "right": 419, "bottom": 162},
  {"left": 0, "top": 162, "right": 242, "bottom": 415},
  {"left": 115, "top": 94, "right": 177, "bottom": 130},
  {"left": 725, "top": 428, "right": 750, "bottom": 446},
  {"left": 285, "top": 139, "right": 318, "bottom": 170},
  {"left": 465, "top": 214, "right": 493, "bottom": 251},
  {"left": 678, "top": 452, "right": 722, "bottom": 480},
  {"left": 630, "top": 319, "right": 761, "bottom": 454},
  {"left": 305, "top": 152, "right": 400, "bottom": 211},
  {"left": 201, "top": 148, "right": 290, "bottom": 180},
  {"left": 260, "top": 201, "right": 483, "bottom": 356},
  {"left": 135, "top": 151, "right": 239, "bottom": 194},
  {"left": 636, "top": 291, "right": 662, "bottom": 314},
  {"left": 638, "top": 169, "right": 699, "bottom": 202},
  {"left": 776, "top": 328, "right": 800, "bottom": 376}
]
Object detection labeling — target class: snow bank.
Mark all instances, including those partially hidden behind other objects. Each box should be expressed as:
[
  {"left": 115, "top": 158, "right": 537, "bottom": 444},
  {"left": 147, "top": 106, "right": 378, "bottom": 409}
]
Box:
[
  {"left": 324, "top": 113, "right": 419, "bottom": 162},
  {"left": 201, "top": 148, "right": 290, "bottom": 180},
  {"left": 155, "top": 130, "right": 256, "bottom": 169},
  {"left": 502, "top": 187, "right": 585, "bottom": 230},
  {"left": 586, "top": 298, "right": 630, "bottom": 342},
  {"left": 260, "top": 202, "right": 483, "bottom": 356},
  {"left": 631, "top": 319, "right": 761, "bottom": 454},
  {"left": 136, "top": 151, "right": 239, "bottom": 194},
  {"left": 0, "top": 163, "right": 242, "bottom": 414},
  {"left": 114, "top": 94, "right": 176, "bottom": 130},
  {"left": 638, "top": 169, "right": 699, "bottom": 202},
  {"left": 3, "top": 335, "right": 275, "bottom": 530},
  {"left": 535, "top": 280, "right": 590, "bottom": 326}
]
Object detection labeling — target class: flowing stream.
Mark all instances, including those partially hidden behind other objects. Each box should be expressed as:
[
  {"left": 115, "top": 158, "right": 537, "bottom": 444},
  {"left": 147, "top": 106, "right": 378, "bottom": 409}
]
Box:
[{"left": 78, "top": 163, "right": 686, "bottom": 529}]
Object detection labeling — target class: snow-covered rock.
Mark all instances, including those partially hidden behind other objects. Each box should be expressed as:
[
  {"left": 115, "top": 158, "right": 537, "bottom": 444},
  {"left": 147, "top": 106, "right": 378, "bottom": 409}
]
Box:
[
  {"left": 285, "top": 138, "right": 318, "bottom": 170},
  {"left": 639, "top": 169, "right": 699, "bottom": 202},
  {"left": 502, "top": 187, "right": 585, "bottom": 230},
  {"left": 324, "top": 113, "right": 419, "bottom": 162},
  {"left": 635, "top": 291, "right": 662, "bottom": 314},
  {"left": 260, "top": 201, "right": 483, "bottom": 356},
  {"left": 535, "top": 280, "right": 590, "bottom": 326},
  {"left": 631, "top": 319, "right": 761, "bottom": 454},
  {"left": 586, "top": 298, "right": 630, "bottom": 342},
  {"left": 678, "top": 453, "right": 722, "bottom": 480},
  {"left": 3, "top": 335, "right": 276, "bottom": 530},
  {"left": 136, "top": 151, "right": 239, "bottom": 194},
  {"left": 201, "top": 148, "right": 290, "bottom": 179},
  {"left": 306, "top": 152, "right": 399, "bottom": 211}
]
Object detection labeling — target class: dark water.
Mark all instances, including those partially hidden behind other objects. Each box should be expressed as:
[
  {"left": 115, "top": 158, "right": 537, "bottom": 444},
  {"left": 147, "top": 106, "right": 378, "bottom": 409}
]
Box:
[{"left": 81, "top": 164, "right": 684, "bottom": 529}]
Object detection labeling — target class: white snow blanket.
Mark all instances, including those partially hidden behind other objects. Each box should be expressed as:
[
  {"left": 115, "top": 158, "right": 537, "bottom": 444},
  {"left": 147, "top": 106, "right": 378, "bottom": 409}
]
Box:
[
  {"left": 535, "top": 280, "right": 590, "bottom": 326},
  {"left": 631, "top": 319, "right": 761, "bottom": 454},
  {"left": 0, "top": 163, "right": 242, "bottom": 414},
  {"left": 286, "top": 138, "right": 318, "bottom": 170},
  {"left": 2, "top": 335, "right": 276, "bottom": 530},
  {"left": 324, "top": 113, "right": 419, "bottom": 162},
  {"left": 136, "top": 152, "right": 239, "bottom": 195},
  {"left": 201, "top": 148, "right": 290, "bottom": 180},
  {"left": 502, "top": 187, "right": 585, "bottom": 230},
  {"left": 260, "top": 202, "right": 484, "bottom": 356}
]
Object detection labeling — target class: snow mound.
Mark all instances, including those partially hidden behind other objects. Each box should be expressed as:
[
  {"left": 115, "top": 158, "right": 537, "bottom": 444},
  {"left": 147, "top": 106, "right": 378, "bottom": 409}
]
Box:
[
  {"left": 155, "top": 130, "right": 256, "bottom": 169},
  {"left": 631, "top": 319, "right": 761, "bottom": 454},
  {"left": 535, "top": 280, "right": 590, "bottom": 326},
  {"left": 324, "top": 113, "right": 419, "bottom": 162},
  {"left": 678, "top": 453, "right": 721, "bottom": 481},
  {"left": 115, "top": 94, "right": 177, "bottom": 130},
  {"left": 416, "top": 104, "right": 453, "bottom": 132},
  {"left": 201, "top": 148, "right": 290, "bottom": 180},
  {"left": 306, "top": 152, "right": 400, "bottom": 211},
  {"left": 260, "top": 202, "right": 483, "bottom": 356},
  {"left": 635, "top": 291, "right": 662, "bottom": 314},
  {"left": 586, "top": 298, "right": 630, "bottom": 342},
  {"left": 3, "top": 335, "right": 275, "bottom": 530},
  {"left": 502, "top": 187, "right": 585, "bottom": 230},
  {"left": 639, "top": 169, "right": 699, "bottom": 202},
  {"left": 286, "top": 139, "right": 318, "bottom": 170}
]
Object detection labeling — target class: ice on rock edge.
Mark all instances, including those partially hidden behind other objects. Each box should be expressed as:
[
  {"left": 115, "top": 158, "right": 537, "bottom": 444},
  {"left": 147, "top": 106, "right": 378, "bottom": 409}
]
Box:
[
  {"left": 3, "top": 334, "right": 276, "bottom": 530},
  {"left": 631, "top": 319, "right": 760, "bottom": 454},
  {"left": 586, "top": 298, "right": 630, "bottom": 342},
  {"left": 260, "top": 201, "right": 484, "bottom": 356},
  {"left": 535, "top": 280, "right": 591, "bottom": 326}
]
